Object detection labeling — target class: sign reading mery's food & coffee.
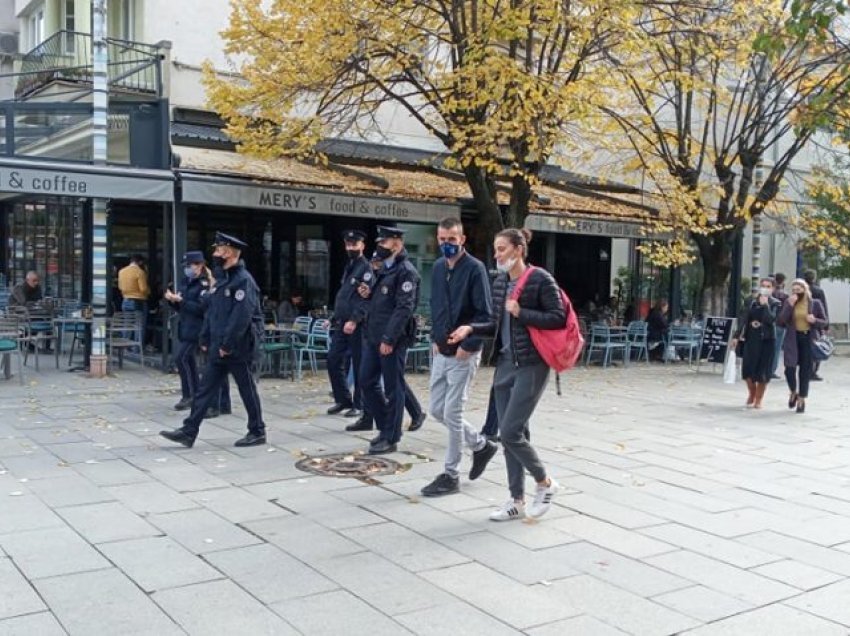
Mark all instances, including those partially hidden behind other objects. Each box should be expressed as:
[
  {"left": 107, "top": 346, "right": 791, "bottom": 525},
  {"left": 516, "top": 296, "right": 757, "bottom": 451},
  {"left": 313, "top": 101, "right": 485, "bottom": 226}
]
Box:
[{"left": 0, "top": 164, "right": 174, "bottom": 201}]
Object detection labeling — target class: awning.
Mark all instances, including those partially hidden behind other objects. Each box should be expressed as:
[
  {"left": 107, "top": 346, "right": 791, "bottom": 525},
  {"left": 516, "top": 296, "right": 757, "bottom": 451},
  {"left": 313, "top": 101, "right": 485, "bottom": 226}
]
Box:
[
  {"left": 525, "top": 213, "right": 648, "bottom": 239},
  {"left": 0, "top": 157, "right": 174, "bottom": 202},
  {"left": 180, "top": 173, "right": 460, "bottom": 223}
]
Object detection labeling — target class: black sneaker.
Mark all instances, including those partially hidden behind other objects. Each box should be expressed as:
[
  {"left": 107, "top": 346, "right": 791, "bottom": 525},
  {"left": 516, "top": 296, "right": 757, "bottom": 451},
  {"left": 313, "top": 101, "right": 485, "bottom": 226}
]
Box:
[
  {"left": 811, "top": 374, "right": 824, "bottom": 382},
  {"left": 174, "top": 397, "right": 192, "bottom": 411},
  {"left": 327, "top": 403, "right": 350, "bottom": 415},
  {"left": 409, "top": 413, "right": 426, "bottom": 432},
  {"left": 421, "top": 473, "right": 460, "bottom": 497},
  {"left": 469, "top": 440, "right": 498, "bottom": 481}
]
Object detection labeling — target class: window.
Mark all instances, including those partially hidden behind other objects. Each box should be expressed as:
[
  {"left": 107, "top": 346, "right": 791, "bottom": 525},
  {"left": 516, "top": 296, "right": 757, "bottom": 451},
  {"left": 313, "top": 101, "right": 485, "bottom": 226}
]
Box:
[
  {"left": 63, "top": 0, "right": 75, "bottom": 54},
  {"left": 120, "top": 0, "right": 136, "bottom": 40},
  {"left": 26, "top": 5, "right": 45, "bottom": 50}
]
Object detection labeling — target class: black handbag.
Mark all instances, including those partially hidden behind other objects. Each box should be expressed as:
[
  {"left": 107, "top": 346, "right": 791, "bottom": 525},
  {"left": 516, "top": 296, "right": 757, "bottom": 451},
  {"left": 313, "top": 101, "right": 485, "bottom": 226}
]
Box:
[{"left": 812, "top": 334, "right": 835, "bottom": 362}]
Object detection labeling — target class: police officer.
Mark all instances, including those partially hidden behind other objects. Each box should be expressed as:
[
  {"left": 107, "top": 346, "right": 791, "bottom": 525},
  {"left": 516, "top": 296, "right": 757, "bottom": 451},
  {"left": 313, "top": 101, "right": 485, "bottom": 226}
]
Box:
[
  {"left": 326, "top": 230, "right": 371, "bottom": 417},
  {"left": 165, "top": 251, "right": 211, "bottom": 410},
  {"left": 359, "top": 226, "right": 420, "bottom": 454},
  {"left": 160, "top": 232, "right": 266, "bottom": 448}
]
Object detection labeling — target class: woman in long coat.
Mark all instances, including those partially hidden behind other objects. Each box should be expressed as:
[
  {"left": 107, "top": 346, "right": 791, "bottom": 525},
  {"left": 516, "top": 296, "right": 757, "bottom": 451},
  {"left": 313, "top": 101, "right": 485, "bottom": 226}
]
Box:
[
  {"left": 777, "top": 278, "right": 828, "bottom": 413},
  {"left": 732, "top": 277, "right": 781, "bottom": 409}
]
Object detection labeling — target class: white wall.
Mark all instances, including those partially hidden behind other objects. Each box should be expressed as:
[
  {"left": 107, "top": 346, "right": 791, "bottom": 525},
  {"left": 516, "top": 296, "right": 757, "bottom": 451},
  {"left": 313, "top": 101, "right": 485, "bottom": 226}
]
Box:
[
  {"left": 821, "top": 279, "right": 849, "bottom": 325},
  {"left": 0, "top": 0, "right": 17, "bottom": 100}
]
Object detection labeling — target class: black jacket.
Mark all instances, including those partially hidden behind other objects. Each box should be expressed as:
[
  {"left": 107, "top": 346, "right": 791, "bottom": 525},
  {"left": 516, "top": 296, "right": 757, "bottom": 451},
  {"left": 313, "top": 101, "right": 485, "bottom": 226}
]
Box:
[
  {"left": 169, "top": 275, "right": 211, "bottom": 342},
  {"left": 430, "top": 251, "right": 492, "bottom": 355},
  {"left": 736, "top": 296, "right": 781, "bottom": 341},
  {"left": 200, "top": 262, "right": 262, "bottom": 361},
  {"left": 364, "top": 249, "right": 420, "bottom": 347},
  {"left": 332, "top": 254, "right": 372, "bottom": 325},
  {"left": 471, "top": 267, "right": 566, "bottom": 367}
]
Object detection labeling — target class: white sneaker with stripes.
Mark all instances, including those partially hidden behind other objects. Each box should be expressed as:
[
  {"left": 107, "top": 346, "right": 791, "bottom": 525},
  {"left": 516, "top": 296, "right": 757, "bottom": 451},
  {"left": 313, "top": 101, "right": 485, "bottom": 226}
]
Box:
[
  {"left": 489, "top": 499, "right": 526, "bottom": 522},
  {"left": 528, "top": 478, "right": 559, "bottom": 518}
]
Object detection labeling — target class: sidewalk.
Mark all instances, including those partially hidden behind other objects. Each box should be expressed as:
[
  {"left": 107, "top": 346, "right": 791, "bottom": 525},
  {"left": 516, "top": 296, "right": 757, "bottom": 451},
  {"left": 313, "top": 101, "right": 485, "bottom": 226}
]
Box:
[{"left": 1, "top": 356, "right": 850, "bottom": 635}]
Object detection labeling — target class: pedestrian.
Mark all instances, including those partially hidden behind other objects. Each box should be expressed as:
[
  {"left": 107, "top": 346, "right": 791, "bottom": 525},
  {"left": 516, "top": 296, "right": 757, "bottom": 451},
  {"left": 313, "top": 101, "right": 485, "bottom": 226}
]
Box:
[
  {"left": 449, "top": 228, "right": 563, "bottom": 521},
  {"left": 9, "top": 271, "right": 42, "bottom": 307},
  {"left": 358, "top": 226, "right": 420, "bottom": 455},
  {"left": 479, "top": 384, "right": 499, "bottom": 442},
  {"left": 118, "top": 254, "right": 150, "bottom": 346},
  {"left": 327, "top": 230, "right": 371, "bottom": 418},
  {"left": 165, "top": 251, "right": 210, "bottom": 410},
  {"left": 771, "top": 272, "right": 788, "bottom": 379},
  {"left": 160, "top": 232, "right": 266, "bottom": 447},
  {"left": 803, "top": 270, "right": 829, "bottom": 381},
  {"left": 777, "top": 278, "right": 828, "bottom": 414},
  {"left": 421, "top": 218, "right": 497, "bottom": 497},
  {"left": 731, "top": 277, "right": 781, "bottom": 409}
]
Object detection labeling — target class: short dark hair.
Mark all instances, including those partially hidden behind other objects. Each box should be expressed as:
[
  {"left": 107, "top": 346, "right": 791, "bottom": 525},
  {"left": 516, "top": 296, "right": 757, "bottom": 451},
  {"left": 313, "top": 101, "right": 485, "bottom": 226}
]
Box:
[
  {"left": 759, "top": 276, "right": 775, "bottom": 286},
  {"left": 495, "top": 227, "right": 533, "bottom": 253},
  {"left": 774, "top": 272, "right": 785, "bottom": 284},
  {"left": 803, "top": 269, "right": 817, "bottom": 284},
  {"left": 438, "top": 217, "right": 463, "bottom": 232},
  {"left": 131, "top": 254, "right": 145, "bottom": 264}
]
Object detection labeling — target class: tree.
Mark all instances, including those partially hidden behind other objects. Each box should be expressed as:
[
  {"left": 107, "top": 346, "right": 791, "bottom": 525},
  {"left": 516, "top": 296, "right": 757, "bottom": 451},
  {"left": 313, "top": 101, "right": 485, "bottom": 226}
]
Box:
[
  {"left": 599, "top": 0, "right": 850, "bottom": 314},
  {"left": 800, "top": 161, "right": 850, "bottom": 280},
  {"left": 203, "top": 0, "right": 649, "bottom": 236}
]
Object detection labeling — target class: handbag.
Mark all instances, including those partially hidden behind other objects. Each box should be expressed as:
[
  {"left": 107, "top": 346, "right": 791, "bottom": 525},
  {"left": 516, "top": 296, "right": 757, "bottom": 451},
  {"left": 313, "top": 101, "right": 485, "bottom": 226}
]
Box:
[
  {"left": 811, "top": 333, "right": 835, "bottom": 362},
  {"left": 723, "top": 352, "right": 738, "bottom": 384}
]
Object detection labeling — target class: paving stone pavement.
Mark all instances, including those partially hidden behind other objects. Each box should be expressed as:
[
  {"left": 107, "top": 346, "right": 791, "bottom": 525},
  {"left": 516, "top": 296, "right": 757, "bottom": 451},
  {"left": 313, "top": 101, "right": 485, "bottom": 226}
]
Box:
[{"left": 1, "top": 355, "right": 850, "bottom": 635}]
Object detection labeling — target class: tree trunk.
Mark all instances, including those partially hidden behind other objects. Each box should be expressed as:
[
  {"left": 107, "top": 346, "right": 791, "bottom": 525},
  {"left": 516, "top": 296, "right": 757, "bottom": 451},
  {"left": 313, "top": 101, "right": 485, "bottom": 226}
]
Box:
[
  {"left": 463, "top": 163, "right": 503, "bottom": 240},
  {"left": 694, "top": 229, "right": 737, "bottom": 317},
  {"left": 506, "top": 173, "right": 533, "bottom": 229}
]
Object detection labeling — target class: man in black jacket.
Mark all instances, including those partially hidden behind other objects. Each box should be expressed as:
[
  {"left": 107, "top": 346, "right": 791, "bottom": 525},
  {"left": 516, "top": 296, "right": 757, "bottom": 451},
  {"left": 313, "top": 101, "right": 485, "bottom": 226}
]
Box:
[
  {"left": 421, "top": 218, "right": 497, "bottom": 497},
  {"left": 326, "top": 230, "right": 371, "bottom": 417}
]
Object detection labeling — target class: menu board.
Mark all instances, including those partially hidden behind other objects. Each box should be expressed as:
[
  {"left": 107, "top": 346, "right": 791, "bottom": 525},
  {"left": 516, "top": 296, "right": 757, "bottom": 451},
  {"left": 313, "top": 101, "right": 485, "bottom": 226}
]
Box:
[{"left": 700, "top": 316, "right": 735, "bottom": 364}]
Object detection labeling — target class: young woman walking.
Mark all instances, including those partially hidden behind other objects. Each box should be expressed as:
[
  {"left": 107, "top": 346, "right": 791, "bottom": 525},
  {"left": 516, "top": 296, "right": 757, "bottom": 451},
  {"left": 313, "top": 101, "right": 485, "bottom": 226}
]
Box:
[
  {"left": 731, "top": 277, "right": 781, "bottom": 409},
  {"left": 777, "top": 279, "right": 828, "bottom": 413},
  {"left": 449, "top": 228, "right": 565, "bottom": 521}
]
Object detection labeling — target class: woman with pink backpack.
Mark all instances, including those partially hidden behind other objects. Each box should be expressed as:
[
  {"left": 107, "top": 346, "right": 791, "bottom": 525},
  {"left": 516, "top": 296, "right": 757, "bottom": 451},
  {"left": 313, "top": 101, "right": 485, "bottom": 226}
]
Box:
[{"left": 449, "top": 228, "right": 567, "bottom": 522}]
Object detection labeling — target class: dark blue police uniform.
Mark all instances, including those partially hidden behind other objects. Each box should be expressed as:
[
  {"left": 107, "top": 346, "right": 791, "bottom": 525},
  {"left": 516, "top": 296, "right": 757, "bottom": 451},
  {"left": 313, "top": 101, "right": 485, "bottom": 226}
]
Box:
[
  {"left": 160, "top": 232, "right": 265, "bottom": 448},
  {"left": 170, "top": 251, "right": 210, "bottom": 406},
  {"left": 359, "top": 227, "right": 420, "bottom": 452},
  {"left": 327, "top": 230, "right": 372, "bottom": 414}
]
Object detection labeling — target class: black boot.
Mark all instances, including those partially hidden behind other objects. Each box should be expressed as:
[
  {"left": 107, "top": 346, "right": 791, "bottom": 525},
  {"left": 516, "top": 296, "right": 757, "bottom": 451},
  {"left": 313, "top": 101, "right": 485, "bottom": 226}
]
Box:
[
  {"left": 346, "top": 416, "right": 374, "bottom": 432},
  {"left": 159, "top": 428, "right": 196, "bottom": 448}
]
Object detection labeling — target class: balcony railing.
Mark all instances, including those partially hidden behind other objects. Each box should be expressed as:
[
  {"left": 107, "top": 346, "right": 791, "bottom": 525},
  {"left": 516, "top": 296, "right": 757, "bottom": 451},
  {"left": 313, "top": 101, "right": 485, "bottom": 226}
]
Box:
[{"left": 15, "top": 31, "right": 163, "bottom": 99}]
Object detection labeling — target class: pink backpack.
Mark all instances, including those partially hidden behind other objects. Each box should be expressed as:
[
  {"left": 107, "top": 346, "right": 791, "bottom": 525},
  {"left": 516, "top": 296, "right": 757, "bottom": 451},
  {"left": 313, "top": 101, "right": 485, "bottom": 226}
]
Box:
[{"left": 510, "top": 266, "right": 584, "bottom": 393}]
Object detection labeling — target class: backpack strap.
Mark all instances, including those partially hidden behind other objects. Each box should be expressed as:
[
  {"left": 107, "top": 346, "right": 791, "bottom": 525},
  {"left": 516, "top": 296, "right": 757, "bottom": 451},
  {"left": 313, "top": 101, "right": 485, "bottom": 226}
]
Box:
[{"left": 509, "top": 266, "right": 538, "bottom": 301}]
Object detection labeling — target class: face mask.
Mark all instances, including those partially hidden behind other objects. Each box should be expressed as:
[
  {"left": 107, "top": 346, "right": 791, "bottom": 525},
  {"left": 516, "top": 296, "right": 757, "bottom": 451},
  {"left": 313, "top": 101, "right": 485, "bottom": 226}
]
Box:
[
  {"left": 759, "top": 287, "right": 771, "bottom": 296},
  {"left": 374, "top": 245, "right": 393, "bottom": 260},
  {"left": 496, "top": 257, "right": 517, "bottom": 273},
  {"left": 184, "top": 266, "right": 195, "bottom": 278},
  {"left": 439, "top": 242, "right": 460, "bottom": 259},
  {"left": 211, "top": 255, "right": 225, "bottom": 269},
  {"left": 346, "top": 249, "right": 361, "bottom": 260}
]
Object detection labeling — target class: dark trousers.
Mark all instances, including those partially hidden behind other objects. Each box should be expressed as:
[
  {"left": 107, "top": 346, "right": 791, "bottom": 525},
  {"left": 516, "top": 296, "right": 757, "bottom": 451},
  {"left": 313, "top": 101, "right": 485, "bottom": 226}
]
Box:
[
  {"left": 182, "top": 354, "right": 264, "bottom": 438},
  {"left": 175, "top": 340, "right": 199, "bottom": 399},
  {"left": 327, "top": 327, "right": 362, "bottom": 408},
  {"left": 359, "top": 375, "right": 421, "bottom": 427},
  {"left": 481, "top": 385, "right": 499, "bottom": 437},
  {"left": 785, "top": 331, "right": 813, "bottom": 398},
  {"left": 360, "top": 342, "right": 408, "bottom": 444}
]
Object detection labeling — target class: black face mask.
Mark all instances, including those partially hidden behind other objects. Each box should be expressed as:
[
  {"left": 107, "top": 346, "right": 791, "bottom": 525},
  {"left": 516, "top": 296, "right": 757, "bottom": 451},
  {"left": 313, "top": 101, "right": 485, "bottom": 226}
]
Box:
[
  {"left": 346, "top": 249, "right": 362, "bottom": 260},
  {"left": 374, "top": 245, "right": 393, "bottom": 260},
  {"left": 211, "top": 256, "right": 226, "bottom": 269}
]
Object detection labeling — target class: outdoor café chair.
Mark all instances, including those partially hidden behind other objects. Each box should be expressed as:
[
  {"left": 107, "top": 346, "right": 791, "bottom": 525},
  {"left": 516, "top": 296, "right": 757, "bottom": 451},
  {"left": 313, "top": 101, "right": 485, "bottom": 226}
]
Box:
[
  {"left": 666, "top": 324, "right": 702, "bottom": 365},
  {"left": 626, "top": 320, "right": 650, "bottom": 363},
  {"left": 106, "top": 312, "right": 145, "bottom": 369},
  {"left": 584, "top": 323, "right": 628, "bottom": 368},
  {"left": 0, "top": 316, "right": 25, "bottom": 384},
  {"left": 293, "top": 318, "right": 331, "bottom": 379}
]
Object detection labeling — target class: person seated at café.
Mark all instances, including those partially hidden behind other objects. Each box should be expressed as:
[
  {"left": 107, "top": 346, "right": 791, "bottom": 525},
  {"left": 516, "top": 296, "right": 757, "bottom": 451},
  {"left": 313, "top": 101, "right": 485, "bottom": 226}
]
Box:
[
  {"left": 647, "top": 298, "right": 670, "bottom": 361},
  {"left": 9, "top": 271, "right": 43, "bottom": 307},
  {"left": 277, "top": 290, "right": 308, "bottom": 324}
]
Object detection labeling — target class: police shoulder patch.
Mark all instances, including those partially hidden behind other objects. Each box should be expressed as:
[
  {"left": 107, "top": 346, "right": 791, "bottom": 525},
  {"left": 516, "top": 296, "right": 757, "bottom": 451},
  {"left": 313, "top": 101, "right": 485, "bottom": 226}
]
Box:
[
  {"left": 235, "top": 289, "right": 245, "bottom": 301},
  {"left": 401, "top": 281, "right": 414, "bottom": 292},
  {"left": 363, "top": 272, "right": 372, "bottom": 281}
]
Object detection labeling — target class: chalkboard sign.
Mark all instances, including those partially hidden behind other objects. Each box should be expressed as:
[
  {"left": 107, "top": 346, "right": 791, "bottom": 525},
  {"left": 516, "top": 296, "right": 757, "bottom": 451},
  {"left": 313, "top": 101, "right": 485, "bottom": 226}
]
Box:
[{"left": 699, "top": 316, "right": 735, "bottom": 364}]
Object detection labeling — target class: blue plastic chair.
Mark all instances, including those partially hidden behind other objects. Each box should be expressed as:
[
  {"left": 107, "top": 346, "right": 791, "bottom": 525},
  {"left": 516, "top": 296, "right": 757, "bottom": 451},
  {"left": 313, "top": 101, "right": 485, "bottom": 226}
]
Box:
[
  {"left": 666, "top": 325, "right": 702, "bottom": 365},
  {"left": 626, "top": 321, "right": 650, "bottom": 363},
  {"left": 294, "top": 318, "right": 331, "bottom": 378},
  {"left": 584, "top": 323, "right": 628, "bottom": 368}
]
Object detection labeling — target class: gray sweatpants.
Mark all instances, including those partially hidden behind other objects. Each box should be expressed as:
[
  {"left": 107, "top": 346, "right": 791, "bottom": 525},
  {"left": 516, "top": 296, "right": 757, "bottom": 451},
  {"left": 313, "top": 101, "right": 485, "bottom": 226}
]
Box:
[
  {"left": 493, "top": 358, "right": 549, "bottom": 499},
  {"left": 429, "top": 351, "right": 486, "bottom": 477}
]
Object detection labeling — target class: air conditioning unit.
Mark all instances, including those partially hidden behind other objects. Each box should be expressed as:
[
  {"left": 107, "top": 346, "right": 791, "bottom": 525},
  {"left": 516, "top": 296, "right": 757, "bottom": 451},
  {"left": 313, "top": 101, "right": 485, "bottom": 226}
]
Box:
[{"left": 0, "top": 32, "right": 20, "bottom": 57}]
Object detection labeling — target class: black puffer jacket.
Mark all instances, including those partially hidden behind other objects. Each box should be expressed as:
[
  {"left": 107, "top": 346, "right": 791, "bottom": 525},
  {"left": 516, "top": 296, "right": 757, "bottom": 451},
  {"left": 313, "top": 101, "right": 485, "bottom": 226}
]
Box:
[{"left": 471, "top": 267, "right": 566, "bottom": 367}]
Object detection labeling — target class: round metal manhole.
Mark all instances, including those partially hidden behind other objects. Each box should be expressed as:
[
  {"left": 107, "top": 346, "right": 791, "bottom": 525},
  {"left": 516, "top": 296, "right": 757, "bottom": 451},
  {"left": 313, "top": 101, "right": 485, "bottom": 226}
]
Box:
[{"left": 296, "top": 453, "right": 404, "bottom": 478}]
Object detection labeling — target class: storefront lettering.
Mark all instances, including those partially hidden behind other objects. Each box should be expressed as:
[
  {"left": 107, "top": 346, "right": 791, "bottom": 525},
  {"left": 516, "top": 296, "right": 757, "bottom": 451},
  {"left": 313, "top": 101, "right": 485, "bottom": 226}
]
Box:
[
  {"left": 2, "top": 171, "right": 88, "bottom": 194},
  {"left": 258, "top": 190, "right": 317, "bottom": 210}
]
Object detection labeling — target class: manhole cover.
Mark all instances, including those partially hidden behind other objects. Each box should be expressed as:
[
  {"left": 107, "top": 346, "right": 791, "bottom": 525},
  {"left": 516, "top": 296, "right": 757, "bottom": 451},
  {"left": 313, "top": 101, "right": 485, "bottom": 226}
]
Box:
[{"left": 296, "top": 453, "right": 403, "bottom": 478}]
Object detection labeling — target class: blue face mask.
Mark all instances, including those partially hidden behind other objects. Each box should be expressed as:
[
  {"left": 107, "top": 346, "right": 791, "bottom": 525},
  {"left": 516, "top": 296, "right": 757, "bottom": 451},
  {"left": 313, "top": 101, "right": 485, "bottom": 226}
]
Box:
[
  {"left": 184, "top": 266, "right": 195, "bottom": 279},
  {"left": 439, "top": 242, "right": 460, "bottom": 259}
]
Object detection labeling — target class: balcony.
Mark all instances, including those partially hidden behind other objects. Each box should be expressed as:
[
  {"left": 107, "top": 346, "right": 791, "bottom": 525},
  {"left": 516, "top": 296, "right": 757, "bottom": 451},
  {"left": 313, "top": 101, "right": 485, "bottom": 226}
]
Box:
[{"left": 15, "top": 31, "right": 163, "bottom": 100}]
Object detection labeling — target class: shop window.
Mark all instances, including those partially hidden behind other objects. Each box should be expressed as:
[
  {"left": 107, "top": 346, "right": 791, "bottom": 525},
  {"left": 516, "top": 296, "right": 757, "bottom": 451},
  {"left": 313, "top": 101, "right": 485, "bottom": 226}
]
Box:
[
  {"left": 5, "top": 197, "right": 85, "bottom": 300},
  {"left": 295, "top": 225, "right": 329, "bottom": 312}
]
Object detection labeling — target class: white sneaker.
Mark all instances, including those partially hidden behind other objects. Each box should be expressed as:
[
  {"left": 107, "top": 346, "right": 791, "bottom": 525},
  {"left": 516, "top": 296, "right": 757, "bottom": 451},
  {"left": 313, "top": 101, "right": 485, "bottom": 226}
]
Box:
[
  {"left": 528, "top": 478, "right": 559, "bottom": 518},
  {"left": 489, "top": 499, "right": 526, "bottom": 522}
]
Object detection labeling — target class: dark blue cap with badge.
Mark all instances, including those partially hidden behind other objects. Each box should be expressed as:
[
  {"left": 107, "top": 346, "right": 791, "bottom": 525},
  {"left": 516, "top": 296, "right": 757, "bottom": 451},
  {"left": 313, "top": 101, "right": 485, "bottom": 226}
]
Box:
[
  {"left": 375, "top": 225, "right": 406, "bottom": 240},
  {"left": 343, "top": 229, "right": 367, "bottom": 242},
  {"left": 211, "top": 231, "right": 248, "bottom": 250},
  {"left": 181, "top": 250, "right": 205, "bottom": 264}
]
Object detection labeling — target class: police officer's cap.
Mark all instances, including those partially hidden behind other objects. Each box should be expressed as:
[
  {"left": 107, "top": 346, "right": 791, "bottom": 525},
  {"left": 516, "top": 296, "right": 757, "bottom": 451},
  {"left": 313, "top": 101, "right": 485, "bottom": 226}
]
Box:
[
  {"left": 211, "top": 231, "right": 248, "bottom": 250},
  {"left": 342, "top": 229, "right": 367, "bottom": 243},
  {"left": 375, "top": 225, "right": 406, "bottom": 240},
  {"left": 181, "top": 250, "right": 205, "bottom": 264}
]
